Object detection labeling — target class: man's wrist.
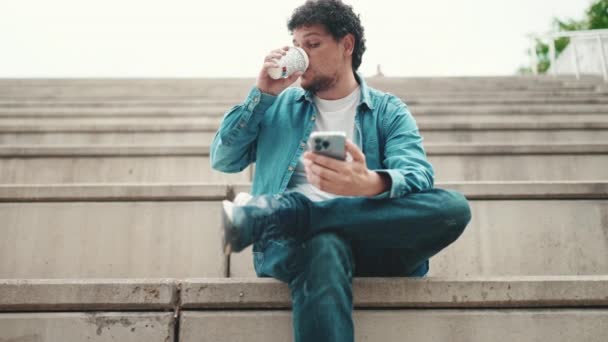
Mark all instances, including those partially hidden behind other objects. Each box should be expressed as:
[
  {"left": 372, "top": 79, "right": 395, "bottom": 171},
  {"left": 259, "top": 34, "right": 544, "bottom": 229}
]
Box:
[
  {"left": 256, "top": 86, "right": 278, "bottom": 96},
  {"left": 366, "top": 171, "right": 391, "bottom": 196}
]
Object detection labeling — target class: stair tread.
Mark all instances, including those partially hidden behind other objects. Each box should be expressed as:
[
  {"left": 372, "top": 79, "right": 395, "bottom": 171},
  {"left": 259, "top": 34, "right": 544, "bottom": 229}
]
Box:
[
  {"left": 3, "top": 276, "right": 606, "bottom": 311},
  {"left": 0, "top": 181, "right": 607, "bottom": 201},
  {"left": 181, "top": 276, "right": 608, "bottom": 309}
]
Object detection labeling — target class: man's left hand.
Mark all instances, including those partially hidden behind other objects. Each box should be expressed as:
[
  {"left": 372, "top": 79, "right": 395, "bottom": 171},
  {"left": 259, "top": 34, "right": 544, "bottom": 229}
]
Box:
[{"left": 303, "top": 139, "right": 389, "bottom": 196}]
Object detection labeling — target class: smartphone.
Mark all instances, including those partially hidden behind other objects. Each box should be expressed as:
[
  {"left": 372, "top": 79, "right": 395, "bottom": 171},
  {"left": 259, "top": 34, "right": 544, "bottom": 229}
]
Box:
[{"left": 308, "top": 131, "right": 346, "bottom": 161}]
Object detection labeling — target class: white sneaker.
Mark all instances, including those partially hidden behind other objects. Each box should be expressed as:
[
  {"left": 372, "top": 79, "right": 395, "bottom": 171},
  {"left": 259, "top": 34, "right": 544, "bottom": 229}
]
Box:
[
  {"left": 221, "top": 192, "right": 253, "bottom": 255},
  {"left": 221, "top": 200, "right": 235, "bottom": 255},
  {"left": 233, "top": 192, "right": 253, "bottom": 206}
]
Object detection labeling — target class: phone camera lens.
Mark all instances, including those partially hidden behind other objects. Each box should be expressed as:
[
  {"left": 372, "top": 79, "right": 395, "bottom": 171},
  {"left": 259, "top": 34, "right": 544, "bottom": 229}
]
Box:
[
  {"left": 314, "top": 138, "right": 321, "bottom": 144},
  {"left": 322, "top": 141, "right": 330, "bottom": 148},
  {"left": 314, "top": 144, "right": 322, "bottom": 151}
]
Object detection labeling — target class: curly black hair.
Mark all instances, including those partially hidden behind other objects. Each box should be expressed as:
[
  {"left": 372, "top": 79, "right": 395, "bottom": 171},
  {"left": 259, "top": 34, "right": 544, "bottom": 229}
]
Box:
[{"left": 287, "top": 0, "right": 366, "bottom": 72}]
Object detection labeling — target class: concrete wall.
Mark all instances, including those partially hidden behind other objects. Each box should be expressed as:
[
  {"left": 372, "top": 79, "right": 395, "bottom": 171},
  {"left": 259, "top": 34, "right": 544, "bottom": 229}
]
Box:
[{"left": 551, "top": 36, "right": 608, "bottom": 76}]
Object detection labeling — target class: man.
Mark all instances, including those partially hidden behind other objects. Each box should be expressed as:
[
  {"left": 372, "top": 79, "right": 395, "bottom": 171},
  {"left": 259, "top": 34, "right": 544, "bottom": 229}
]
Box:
[{"left": 210, "top": 0, "right": 471, "bottom": 341}]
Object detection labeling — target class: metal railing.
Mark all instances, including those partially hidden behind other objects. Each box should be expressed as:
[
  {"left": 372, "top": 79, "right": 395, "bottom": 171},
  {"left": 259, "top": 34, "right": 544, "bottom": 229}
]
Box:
[{"left": 528, "top": 29, "right": 608, "bottom": 82}]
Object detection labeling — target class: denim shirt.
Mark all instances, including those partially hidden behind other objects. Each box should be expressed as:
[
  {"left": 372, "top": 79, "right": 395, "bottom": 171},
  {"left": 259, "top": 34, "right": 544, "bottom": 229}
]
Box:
[
  {"left": 210, "top": 73, "right": 434, "bottom": 279},
  {"left": 211, "top": 73, "right": 434, "bottom": 197}
]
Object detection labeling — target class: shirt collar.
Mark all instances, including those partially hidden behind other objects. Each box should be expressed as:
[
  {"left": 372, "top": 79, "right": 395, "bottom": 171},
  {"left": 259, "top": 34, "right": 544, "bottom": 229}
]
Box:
[{"left": 296, "top": 71, "right": 375, "bottom": 110}]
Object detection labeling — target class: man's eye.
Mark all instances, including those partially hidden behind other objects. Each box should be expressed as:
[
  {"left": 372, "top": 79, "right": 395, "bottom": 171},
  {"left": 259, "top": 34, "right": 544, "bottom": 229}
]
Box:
[{"left": 308, "top": 42, "right": 320, "bottom": 48}]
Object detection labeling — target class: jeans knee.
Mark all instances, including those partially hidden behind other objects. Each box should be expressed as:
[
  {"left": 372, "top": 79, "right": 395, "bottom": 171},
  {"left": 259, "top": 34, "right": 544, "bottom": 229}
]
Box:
[{"left": 439, "top": 190, "right": 471, "bottom": 239}]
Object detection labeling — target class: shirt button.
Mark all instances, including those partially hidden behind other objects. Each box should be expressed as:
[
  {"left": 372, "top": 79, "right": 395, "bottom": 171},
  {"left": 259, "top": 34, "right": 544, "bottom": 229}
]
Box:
[
  {"left": 311, "top": 116, "right": 316, "bottom": 121},
  {"left": 288, "top": 166, "right": 294, "bottom": 171},
  {"left": 300, "top": 142, "right": 306, "bottom": 148},
  {"left": 253, "top": 96, "right": 260, "bottom": 102}
]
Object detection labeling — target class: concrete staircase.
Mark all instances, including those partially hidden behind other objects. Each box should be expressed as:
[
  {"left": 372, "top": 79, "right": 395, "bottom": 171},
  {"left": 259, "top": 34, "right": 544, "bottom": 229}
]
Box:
[{"left": 0, "top": 76, "right": 607, "bottom": 341}]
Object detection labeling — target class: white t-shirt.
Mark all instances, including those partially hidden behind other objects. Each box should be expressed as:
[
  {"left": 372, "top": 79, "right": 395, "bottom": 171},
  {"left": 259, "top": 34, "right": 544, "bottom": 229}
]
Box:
[{"left": 286, "top": 86, "right": 360, "bottom": 202}]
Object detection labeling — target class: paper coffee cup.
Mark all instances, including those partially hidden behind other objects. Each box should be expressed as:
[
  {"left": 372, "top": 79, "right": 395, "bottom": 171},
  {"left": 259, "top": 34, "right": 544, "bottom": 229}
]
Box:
[{"left": 268, "top": 47, "right": 309, "bottom": 80}]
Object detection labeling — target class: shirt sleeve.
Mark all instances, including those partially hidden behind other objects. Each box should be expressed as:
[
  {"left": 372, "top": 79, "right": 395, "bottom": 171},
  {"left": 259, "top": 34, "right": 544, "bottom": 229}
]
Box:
[
  {"left": 210, "top": 86, "right": 277, "bottom": 173},
  {"left": 371, "top": 95, "right": 435, "bottom": 198}
]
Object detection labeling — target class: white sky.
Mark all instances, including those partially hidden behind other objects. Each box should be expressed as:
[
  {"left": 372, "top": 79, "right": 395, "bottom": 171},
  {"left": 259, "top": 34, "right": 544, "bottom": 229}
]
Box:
[{"left": 0, "top": 0, "right": 592, "bottom": 78}]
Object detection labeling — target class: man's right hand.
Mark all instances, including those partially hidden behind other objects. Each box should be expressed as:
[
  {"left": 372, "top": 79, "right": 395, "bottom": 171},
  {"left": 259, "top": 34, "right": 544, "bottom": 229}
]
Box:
[{"left": 256, "top": 46, "right": 304, "bottom": 96}]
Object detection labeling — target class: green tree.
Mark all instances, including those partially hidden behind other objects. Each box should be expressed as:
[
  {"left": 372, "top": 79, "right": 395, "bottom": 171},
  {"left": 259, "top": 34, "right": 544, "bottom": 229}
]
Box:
[
  {"left": 587, "top": 0, "right": 608, "bottom": 29},
  {"left": 520, "top": 0, "right": 608, "bottom": 74}
]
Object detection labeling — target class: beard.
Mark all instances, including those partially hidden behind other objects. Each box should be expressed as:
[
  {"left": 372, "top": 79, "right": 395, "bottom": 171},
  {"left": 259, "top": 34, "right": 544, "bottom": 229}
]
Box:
[{"left": 301, "top": 72, "right": 338, "bottom": 94}]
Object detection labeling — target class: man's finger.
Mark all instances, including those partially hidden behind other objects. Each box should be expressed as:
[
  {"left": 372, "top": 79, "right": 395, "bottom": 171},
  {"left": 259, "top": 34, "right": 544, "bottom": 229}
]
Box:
[
  {"left": 307, "top": 152, "right": 344, "bottom": 172},
  {"left": 308, "top": 162, "right": 341, "bottom": 182},
  {"left": 306, "top": 171, "right": 336, "bottom": 194},
  {"left": 345, "top": 139, "right": 365, "bottom": 163},
  {"left": 263, "top": 61, "right": 280, "bottom": 70},
  {"left": 306, "top": 170, "right": 321, "bottom": 188}
]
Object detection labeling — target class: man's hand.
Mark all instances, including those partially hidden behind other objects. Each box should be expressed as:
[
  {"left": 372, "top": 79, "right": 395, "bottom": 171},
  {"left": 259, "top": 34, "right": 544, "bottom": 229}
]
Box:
[
  {"left": 256, "top": 46, "right": 303, "bottom": 96},
  {"left": 303, "top": 139, "right": 390, "bottom": 196}
]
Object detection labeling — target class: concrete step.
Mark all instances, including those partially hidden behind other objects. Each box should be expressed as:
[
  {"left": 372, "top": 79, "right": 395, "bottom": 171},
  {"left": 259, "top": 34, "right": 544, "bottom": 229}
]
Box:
[
  {"left": 1, "top": 277, "right": 606, "bottom": 341},
  {"left": 0, "top": 280, "right": 176, "bottom": 341},
  {"left": 5, "top": 75, "right": 600, "bottom": 83},
  {"left": 413, "top": 103, "right": 608, "bottom": 115},
  {"left": 415, "top": 114, "right": 608, "bottom": 123},
  {"left": 366, "top": 75, "right": 603, "bottom": 85},
  {"left": 0, "top": 145, "right": 249, "bottom": 184},
  {"left": 4, "top": 86, "right": 570, "bottom": 95},
  {"left": 229, "top": 181, "right": 608, "bottom": 278},
  {"left": 0, "top": 143, "right": 606, "bottom": 184},
  {"left": 179, "top": 276, "right": 608, "bottom": 309},
  {"left": 426, "top": 143, "right": 608, "bottom": 181},
  {"left": 0, "top": 279, "right": 176, "bottom": 311},
  {"left": 0, "top": 117, "right": 224, "bottom": 127},
  {"left": 2, "top": 75, "right": 599, "bottom": 85},
  {"left": 398, "top": 94, "right": 608, "bottom": 105},
  {"left": 0, "top": 79, "right": 598, "bottom": 93},
  {"left": 1, "top": 121, "right": 607, "bottom": 145},
  {"left": 0, "top": 184, "right": 230, "bottom": 278},
  {"left": 181, "top": 310, "right": 608, "bottom": 342},
  {"left": 0, "top": 106, "right": 229, "bottom": 118},
  {"left": 0, "top": 78, "right": 602, "bottom": 100},
  {"left": 1, "top": 182, "right": 606, "bottom": 278},
  {"left": 180, "top": 277, "right": 608, "bottom": 342},
  {"left": 0, "top": 103, "right": 606, "bottom": 118},
  {"left": 1, "top": 93, "right": 608, "bottom": 107},
  {"left": 0, "top": 122, "right": 220, "bottom": 145},
  {"left": 0, "top": 98, "right": 239, "bottom": 108},
  {"left": 3, "top": 114, "right": 608, "bottom": 128},
  {"left": 0, "top": 130, "right": 219, "bottom": 145},
  {"left": 0, "top": 313, "right": 174, "bottom": 341},
  {"left": 2, "top": 89, "right": 605, "bottom": 104},
  {"left": 2, "top": 277, "right": 605, "bottom": 310},
  {"left": 422, "top": 127, "right": 608, "bottom": 143}
]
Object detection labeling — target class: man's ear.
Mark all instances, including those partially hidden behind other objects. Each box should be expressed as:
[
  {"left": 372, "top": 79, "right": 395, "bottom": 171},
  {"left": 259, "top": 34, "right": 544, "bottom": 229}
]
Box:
[{"left": 342, "top": 34, "right": 355, "bottom": 56}]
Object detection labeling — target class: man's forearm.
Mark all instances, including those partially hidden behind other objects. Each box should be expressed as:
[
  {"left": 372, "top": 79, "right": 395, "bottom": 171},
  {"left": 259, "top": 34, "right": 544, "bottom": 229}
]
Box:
[{"left": 211, "top": 87, "right": 277, "bottom": 172}]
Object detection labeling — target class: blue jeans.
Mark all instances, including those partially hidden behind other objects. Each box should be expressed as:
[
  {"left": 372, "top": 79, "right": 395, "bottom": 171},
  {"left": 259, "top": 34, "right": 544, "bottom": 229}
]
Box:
[{"left": 252, "top": 188, "right": 471, "bottom": 342}]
